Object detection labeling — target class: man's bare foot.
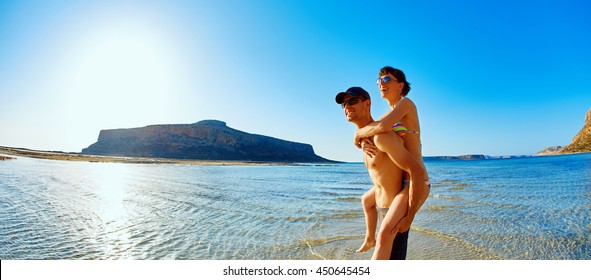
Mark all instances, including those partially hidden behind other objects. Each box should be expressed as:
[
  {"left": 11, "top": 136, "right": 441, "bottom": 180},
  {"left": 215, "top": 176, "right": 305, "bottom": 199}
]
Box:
[{"left": 356, "top": 238, "right": 376, "bottom": 252}]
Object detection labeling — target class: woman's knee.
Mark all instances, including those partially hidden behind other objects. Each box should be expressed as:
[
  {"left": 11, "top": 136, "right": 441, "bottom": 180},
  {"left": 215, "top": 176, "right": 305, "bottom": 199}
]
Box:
[
  {"left": 376, "top": 229, "right": 396, "bottom": 245},
  {"left": 361, "top": 193, "right": 374, "bottom": 209}
]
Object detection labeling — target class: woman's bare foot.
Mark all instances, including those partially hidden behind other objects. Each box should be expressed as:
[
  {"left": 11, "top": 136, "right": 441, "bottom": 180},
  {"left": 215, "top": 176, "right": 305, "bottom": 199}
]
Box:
[{"left": 356, "top": 238, "right": 376, "bottom": 252}]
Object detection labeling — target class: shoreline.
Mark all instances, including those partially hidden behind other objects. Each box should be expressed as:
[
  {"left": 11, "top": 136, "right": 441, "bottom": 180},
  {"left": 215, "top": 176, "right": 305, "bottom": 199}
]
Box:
[
  {"left": 0, "top": 155, "right": 15, "bottom": 160},
  {"left": 0, "top": 146, "right": 301, "bottom": 166}
]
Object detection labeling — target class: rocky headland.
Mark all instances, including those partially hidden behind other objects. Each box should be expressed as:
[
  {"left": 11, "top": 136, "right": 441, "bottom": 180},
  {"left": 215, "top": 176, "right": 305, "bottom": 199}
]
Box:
[
  {"left": 82, "top": 120, "right": 335, "bottom": 163},
  {"left": 537, "top": 108, "right": 591, "bottom": 156},
  {"left": 558, "top": 108, "right": 591, "bottom": 154}
]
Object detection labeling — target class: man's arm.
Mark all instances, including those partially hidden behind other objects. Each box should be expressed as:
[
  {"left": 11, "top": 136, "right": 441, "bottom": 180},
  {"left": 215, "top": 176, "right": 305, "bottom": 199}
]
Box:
[{"left": 354, "top": 98, "right": 413, "bottom": 147}]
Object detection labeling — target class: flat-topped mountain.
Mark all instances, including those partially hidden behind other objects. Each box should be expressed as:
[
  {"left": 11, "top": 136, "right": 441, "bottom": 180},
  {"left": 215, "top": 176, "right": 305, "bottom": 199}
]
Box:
[{"left": 82, "top": 120, "right": 334, "bottom": 163}]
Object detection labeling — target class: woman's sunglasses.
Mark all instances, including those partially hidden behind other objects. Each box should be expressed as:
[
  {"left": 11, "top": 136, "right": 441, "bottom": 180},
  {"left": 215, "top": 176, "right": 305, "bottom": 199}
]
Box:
[{"left": 376, "top": 76, "right": 398, "bottom": 85}]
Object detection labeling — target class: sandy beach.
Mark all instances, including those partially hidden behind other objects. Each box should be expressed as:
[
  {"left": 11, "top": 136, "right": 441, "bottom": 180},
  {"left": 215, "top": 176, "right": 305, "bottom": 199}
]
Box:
[
  {"left": 0, "top": 155, "right": 14, "bottom": 160},
  {"left": 0, "top": 146, "right": 292, "bottom": 166}
]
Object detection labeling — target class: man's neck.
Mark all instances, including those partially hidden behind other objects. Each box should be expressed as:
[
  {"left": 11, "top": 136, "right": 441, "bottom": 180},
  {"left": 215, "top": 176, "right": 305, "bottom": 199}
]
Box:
[{"left": 354, "top": 116, "right": 374, "bottom": 129}]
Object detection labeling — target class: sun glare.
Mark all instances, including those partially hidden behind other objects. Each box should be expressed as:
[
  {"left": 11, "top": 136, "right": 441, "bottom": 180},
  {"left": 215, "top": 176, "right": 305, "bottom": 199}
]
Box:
[{"left": 57, "top": 17, "right": 189, "bottom": 132}]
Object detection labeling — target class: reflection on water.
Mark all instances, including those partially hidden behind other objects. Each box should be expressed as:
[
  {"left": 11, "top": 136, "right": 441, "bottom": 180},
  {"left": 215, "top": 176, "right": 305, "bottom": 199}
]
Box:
[
  {"left": 88, "top": 164, "right": 133, "bottom": 258},
  {"left": 92, "top": 164, "right": 128, "bottom": 221},
  {"left": 1, "top": 154, "right": 590, "bottom": 259}
]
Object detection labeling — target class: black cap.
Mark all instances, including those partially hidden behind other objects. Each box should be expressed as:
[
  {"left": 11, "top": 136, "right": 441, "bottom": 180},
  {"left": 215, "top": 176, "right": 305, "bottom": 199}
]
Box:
[{"left": 335, "top": 87, "right": 371, "bottom": 104}]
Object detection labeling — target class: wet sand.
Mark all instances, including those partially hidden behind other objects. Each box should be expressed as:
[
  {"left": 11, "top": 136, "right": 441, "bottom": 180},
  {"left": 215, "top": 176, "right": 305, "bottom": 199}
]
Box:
[
  {"left": 0, "top": 146, "right": 294, "bottom": 166},
  {"left": 296, "top": 229, "right": 503, "bottom": 260}
]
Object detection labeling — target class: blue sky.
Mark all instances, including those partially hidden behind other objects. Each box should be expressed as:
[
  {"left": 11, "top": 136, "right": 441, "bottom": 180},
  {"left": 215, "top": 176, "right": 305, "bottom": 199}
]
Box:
[{"left": 1, "top": 0, "right": 589, "bottom": 162}]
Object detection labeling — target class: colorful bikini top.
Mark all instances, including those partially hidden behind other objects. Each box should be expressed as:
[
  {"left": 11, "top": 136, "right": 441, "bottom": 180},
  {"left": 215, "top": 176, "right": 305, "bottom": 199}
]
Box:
[{"left": 393, "top": 123, "right": 419, "bottom": 136}]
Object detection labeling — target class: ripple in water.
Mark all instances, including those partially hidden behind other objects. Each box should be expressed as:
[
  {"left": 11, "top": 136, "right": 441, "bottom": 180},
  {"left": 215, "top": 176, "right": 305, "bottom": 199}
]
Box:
[{"left": 1, "top": 154, "right": 590, "bottom": 259}]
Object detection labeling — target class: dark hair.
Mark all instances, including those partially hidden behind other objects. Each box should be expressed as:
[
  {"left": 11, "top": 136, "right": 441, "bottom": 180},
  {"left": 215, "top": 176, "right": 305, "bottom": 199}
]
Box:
[{"left": 379, "top": 66, "right": 411, "bottom": 96}]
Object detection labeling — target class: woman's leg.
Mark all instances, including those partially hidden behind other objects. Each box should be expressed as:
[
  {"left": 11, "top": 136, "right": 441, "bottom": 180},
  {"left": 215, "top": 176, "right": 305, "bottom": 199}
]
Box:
[
  {"left": 357, "top": 187, "right": 377, "bottom": 252},
  {"left": 373, "top": 132, "right": 427, "bottom": 227},
  {"left": 372, "top": 188, "right": 409, "bottom": 260}
]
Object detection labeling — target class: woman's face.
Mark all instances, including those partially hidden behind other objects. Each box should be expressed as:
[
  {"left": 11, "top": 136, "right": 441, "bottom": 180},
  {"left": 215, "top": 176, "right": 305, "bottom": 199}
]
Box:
[{"left": 377, "top": 74, "right": 404, "bottom": 100}]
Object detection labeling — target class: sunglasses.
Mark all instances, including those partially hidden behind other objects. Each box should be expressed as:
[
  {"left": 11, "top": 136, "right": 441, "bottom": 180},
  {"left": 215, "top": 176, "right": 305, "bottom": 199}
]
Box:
[
  {"left": 341, "top": 97, "right": 364, "bottom": 108},
  {"left": 376, "top": 76, "right": 398, "bottom": 85}
]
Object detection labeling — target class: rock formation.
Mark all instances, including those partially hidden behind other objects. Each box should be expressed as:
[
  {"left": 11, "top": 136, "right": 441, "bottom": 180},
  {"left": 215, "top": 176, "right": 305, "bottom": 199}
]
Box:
[
  {"left": 536, "top": 146, "right": 562, "bottom": 156},
  {"left": 82, "top": 120, "right": 334, "bottom": 162},
  {"left": 537, "top": 108, "right": 591, "bottom": 155},
  {"left": 559, "top": 108, "right": 591, "bottom": 154}
]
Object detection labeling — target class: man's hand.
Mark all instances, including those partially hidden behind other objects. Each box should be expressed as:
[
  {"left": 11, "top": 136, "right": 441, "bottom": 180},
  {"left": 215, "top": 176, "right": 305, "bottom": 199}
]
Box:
[
  {"left": 360, "top": 138, "right": 378, "bottom": 158},
  {"left": 354, "top": 131, "right": 363, "bottom": 149}
]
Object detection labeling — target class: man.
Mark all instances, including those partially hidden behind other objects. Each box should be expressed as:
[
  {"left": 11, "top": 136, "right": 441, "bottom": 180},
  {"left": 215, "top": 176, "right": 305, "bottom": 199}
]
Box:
[{"left": 336, "top": 86, "right": 411, "bottom": 260}]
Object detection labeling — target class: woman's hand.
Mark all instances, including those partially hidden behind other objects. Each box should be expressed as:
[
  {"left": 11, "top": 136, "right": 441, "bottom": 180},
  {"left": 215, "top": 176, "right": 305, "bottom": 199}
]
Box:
[{"left": 360, "top": 138, "right": 379, "bottom": 158}]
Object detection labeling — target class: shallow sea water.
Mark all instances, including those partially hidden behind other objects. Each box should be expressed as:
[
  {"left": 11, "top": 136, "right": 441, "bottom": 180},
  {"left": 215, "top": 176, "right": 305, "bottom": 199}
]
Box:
[{"left": 1, "top": 153, "right": 589, "bottom": 259}]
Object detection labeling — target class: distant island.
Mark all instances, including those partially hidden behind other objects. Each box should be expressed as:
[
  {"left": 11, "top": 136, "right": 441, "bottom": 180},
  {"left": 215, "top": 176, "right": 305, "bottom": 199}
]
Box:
[
  {"left": 537, "top": 108, "right": 591, "bottom": 156},
  {"left": 424, "top": 154, "right": 532, "bottom": 161},
  {"left": 82, "top": 120, "right": 336, "bottom": 163}
]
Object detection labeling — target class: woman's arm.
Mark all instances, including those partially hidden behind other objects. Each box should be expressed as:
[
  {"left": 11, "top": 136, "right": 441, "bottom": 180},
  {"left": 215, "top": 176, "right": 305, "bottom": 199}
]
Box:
[{"left": 354, "top": 98, "right": 413, "bottom": 147}]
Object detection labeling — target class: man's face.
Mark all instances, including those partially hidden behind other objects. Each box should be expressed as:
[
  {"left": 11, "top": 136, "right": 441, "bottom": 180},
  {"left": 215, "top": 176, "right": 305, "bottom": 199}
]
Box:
[{"left": 342, "top": 95, "right": 368, "bottom": 122}]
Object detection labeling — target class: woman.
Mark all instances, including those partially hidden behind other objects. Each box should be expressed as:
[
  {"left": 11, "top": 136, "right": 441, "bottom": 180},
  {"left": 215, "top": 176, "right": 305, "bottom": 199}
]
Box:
[{"left": 356, "top": 66, "right": 430, "bottom": 259}]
